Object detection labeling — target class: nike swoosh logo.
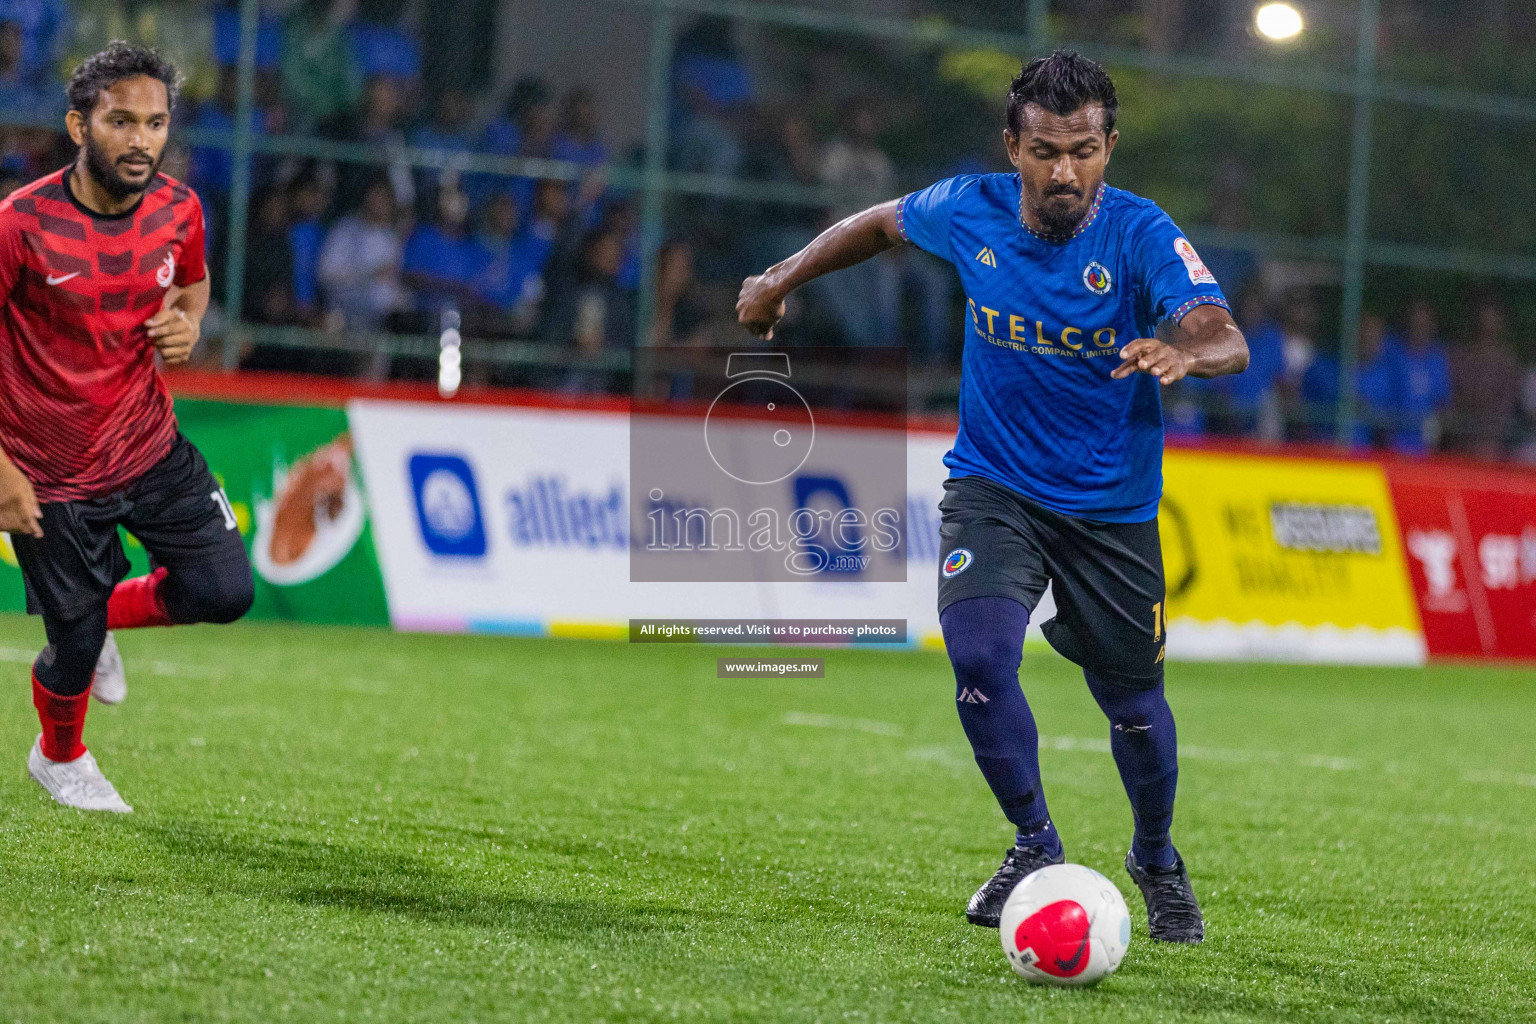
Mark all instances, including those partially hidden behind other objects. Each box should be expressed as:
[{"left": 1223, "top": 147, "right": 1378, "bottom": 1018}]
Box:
[
  {"left": 1053, "top": 934, "right": 1089, "bottom": 974},
  {"left": 46, "top": 272, "right": 80, "bottom": 286}
]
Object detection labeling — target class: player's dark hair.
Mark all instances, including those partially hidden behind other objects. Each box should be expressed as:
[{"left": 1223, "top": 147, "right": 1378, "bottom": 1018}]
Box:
[
  {"left": 1006, "top": 50, "right": 1117, "bottom": 135},
  {"left": 66, "top": 40, "right": 182, "bottom": 116}
]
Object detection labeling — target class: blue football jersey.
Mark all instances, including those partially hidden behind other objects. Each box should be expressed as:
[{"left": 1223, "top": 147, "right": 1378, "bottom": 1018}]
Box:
[{"left": 898, "top": 174, "right": 1228, "bottom": 522}]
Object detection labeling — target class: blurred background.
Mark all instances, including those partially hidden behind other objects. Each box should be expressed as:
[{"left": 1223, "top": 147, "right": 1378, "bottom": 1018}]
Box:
[{"left": 3, "top": 0, "right": 1534, "bottom": 458}]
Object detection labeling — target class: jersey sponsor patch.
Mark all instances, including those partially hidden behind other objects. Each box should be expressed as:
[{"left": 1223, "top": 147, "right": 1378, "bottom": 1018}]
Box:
[
  {"left": 1174, "top": 237, "right": 1216, "bottom": 286},
  {"left": 942, "top": 547, "right": 974, "bottom": 578},
  {"left": 1082, "top": 261, "right": 1112, "bottom": 295}
]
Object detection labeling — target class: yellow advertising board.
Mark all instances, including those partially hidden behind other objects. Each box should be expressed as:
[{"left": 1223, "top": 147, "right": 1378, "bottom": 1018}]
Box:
[{"left": 1159, "top": 450, "right": 1423, "bottom": 662}]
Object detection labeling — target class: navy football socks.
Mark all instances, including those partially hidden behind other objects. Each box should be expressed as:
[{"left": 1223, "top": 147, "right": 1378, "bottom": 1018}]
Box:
[
  {"left": 941, "top": 597, "right": 1064, "bottom": 859},
  {"left": 1085, "top": 671, "right": 1180, "bottom": 870}
]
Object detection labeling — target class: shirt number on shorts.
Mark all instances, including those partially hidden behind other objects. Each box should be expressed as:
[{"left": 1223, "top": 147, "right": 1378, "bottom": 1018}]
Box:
[
  {"left": 211, "top": 488, "right": 238, "bottom": 531},
  {"left": 1152, "top": 600, "right": 1164, "bottom": 642}
]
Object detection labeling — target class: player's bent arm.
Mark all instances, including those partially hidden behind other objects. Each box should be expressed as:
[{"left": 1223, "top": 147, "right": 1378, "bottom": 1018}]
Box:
[
  {"left": 1112, "top": 304, "right": 1248, "bottom": 386},
  {"left": 1168, "top": 303, "right": 1248, "bottom": 379},
  {"left": 166, "top": 273, "right": 211, "bottom": 324},
  {"left": 0, "top": 447, "right": 42, "bottom": 538},
  {"left": 146, "top": 275, "right": 210, "bottom": 366},
  {"left": 737, "top": 200, "right": 904, "bottom": 339}
]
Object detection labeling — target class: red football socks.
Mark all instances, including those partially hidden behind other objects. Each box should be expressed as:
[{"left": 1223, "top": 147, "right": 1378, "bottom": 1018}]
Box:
[
  {"left": 107, "top": 567, "right": 174, "bottom": 630},
  {"left": 32, "top": 674, "right": 88, "bottom": 762}
]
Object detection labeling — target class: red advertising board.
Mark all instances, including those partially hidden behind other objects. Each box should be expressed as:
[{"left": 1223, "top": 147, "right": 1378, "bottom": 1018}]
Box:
[{"left": 1387, "top": 462, "right": 1536, "bottom": 660}]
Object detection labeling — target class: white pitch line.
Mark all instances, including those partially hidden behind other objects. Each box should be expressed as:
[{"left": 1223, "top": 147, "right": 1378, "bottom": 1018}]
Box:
[
  {"left": 782, "top": 711, "right": 905, "bottom": 737},
  {"left": 0, "top": 645, "right": 222, "bottom": 678},
  {"left": 909, "top": 735, "right": 1536, "bottom": 790}
]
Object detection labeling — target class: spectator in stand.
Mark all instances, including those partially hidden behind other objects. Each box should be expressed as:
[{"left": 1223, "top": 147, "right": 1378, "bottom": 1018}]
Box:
[
  {"left": 816, "top": 98, "right": 896, "bottom": 347},
  {"left": 484, "top": 76, "right": 557, "bottom": 213},
  {"left": 401, "top": 186, "right": 489, "bottom": 327},
  {"left": 187, "top": 67, "right": 273, "bottom": 219},
  {"left": 288, "top": 174, "right": 329, "bottom": 324},
  {"left": 244, "top": 187, "right": 295, "bottom": 324},
  {"left": 1276, "top": 294, "right": 1326, "bottom": 439},
  {"left": 545, "top": 225, "right": 634, "bottom": 391},
  {"left": 347, "top": 13, "right": 422, "bottom": 98},
  {"left": 1393, "top": 299, "right": 1452, "bottom": 454},
  {"left": 474, "top": 192, "right": 530, "bottom": 329},
  {"left": 282, "top": 0, "right": 364, "bottom": 131},
  {"left": 741, "top": 107, "right": 822, "bottom": 268},
  {"left": 317, "top": 177, "right": 409, "bottom": 333},
  {"left": 650, "top": 239, "right": 710, "bottom": 348},
  {"left": 1229, "top": 288, "right": 1321, "bottom": 440},
  {"left": 0, "top": 19, "right": 60, "bottom": 123},
  {"left": 411, "top": 88, "right": 481, "bottom": 204},
  {"left": 343, "top": 12, "right": 421, "bottom": 141},
  {"left": 0, "top": 0, "right": 67, "bottom": 84},
  {"left": 1301, "top": 313, "right": 1400, "bottom": 447},
  {"left": 552, "top": 87, "right": 607, "bottom": 169},
  {"left": 214, "top": 1, "right": 283, "bottom": 73},
  {"left": 1449, "top": 298, "right": 1522, "bottom": 460},
  {"left": 670, "top": 16, "right": 751, "bottom": 178},
  {"left": 326, "top": 74, "right": 413, "bottom": 218},
  {"left": 476, "top": 183, "right": 583, "bottom": 336}
]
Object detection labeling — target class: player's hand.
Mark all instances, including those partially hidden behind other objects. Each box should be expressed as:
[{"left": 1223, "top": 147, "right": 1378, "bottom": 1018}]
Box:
[
  {"left": 145, "top": 307, "right": 199, "bottom": 365},
  {"left": 1112, "top": 338, "right": 1191, "bottom": 386},
  {"left": 0, "top": 461, "right": 42, "bottom": 538},
  {"left": 737, "top": 273, "right": 787, "bottom": 340}
]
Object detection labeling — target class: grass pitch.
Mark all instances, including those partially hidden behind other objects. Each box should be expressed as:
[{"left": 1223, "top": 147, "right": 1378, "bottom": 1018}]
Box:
[{"left": 0, "top": 615, "right": 1532, "bottom": 1023}]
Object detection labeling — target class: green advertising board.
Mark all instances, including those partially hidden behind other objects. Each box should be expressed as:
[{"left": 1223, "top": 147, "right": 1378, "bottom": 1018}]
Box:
[{"left": 0, "top": 399, "right": 389, "bottom": 626}]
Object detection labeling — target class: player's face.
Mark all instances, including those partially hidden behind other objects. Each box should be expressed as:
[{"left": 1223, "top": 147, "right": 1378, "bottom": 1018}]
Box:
[
  {"left": 1005, "top": 103, "right": 1118, "bottom": 235},
  {"left": 68, "top": 76, "right": 171, "bottom": 201}
]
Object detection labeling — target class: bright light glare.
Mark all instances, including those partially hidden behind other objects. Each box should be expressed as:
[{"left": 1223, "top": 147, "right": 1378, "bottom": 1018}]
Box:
[{"left": 1255, "top": 2, "right": 1303, "bottom": 41}]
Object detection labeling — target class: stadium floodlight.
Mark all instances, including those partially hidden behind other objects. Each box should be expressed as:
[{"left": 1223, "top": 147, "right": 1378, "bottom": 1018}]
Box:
[{"left": 1255, "top": 2, "right": 1303, "bottom": 41}]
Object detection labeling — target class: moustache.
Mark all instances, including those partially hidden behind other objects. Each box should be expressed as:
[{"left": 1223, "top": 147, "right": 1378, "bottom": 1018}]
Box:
[{"left": 1044, "top": 187, "right": 1083, "bottom": 199}]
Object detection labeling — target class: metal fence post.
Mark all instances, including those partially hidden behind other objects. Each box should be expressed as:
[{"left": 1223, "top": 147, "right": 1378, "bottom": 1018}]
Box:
[
  {"left": 1336, "top": 0, "right": 1380, "bottom": 445},
  {"left": 220, "top": 0, "right": 260, "bottom": 369},
  {"left": 635, "top": 0, "right": 676, "bottom": 355}
]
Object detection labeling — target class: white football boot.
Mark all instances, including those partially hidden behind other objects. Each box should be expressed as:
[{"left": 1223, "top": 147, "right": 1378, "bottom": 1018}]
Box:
[
  {"left": 28, "top": 736, "right": 133, "bottom": 813},
  {"left": 90, "top": 631, "right": 127, "bottom": 705}
]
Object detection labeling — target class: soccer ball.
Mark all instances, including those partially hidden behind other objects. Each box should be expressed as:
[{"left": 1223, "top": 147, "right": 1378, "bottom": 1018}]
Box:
[{"left": 999, "top": 863, "right": 1131, "bottom": 987}]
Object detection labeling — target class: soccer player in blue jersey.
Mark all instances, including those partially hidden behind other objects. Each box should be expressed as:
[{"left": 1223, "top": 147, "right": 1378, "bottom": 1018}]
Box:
[{"left": 737, "top": 51, "right": 1248, "bottom": 943}]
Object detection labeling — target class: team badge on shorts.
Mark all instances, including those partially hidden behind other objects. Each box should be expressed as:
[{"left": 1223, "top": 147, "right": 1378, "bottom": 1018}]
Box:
[
  {"left": 942, "top": 548, "right": 974, "bottom": 578},
  {"left": 1082, "top": 261, "right": 1112, "bottom": 295}
]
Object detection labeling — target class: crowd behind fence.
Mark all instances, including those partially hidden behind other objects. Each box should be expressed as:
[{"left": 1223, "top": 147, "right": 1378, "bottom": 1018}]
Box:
[{"left": 0, "top": 0, "right": 1534, "bottom": 459}]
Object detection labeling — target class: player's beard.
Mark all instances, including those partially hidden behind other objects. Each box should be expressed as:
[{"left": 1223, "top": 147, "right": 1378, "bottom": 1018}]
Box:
[
  {"left": 1036, "top": 185, "right": 1090, "bottom": 236},
  {"left": 82, "top": 128, "right": 161, "bottom": 202}
]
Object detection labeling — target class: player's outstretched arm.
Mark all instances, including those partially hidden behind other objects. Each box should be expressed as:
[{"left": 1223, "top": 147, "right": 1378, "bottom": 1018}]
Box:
[
  {"left": 1111, "top": 304, "right": 1248, "bottom": 386},
  {"left": 737, "top": 200, "right": 904, "bottom": 339}
]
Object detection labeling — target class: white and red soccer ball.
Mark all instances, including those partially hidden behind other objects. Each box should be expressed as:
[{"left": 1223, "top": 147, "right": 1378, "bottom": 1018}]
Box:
[{"left": 999, "top": 863, "right": 1131, "bottom": 987}]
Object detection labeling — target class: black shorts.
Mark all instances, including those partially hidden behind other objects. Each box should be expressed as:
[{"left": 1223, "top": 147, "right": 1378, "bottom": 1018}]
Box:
[
  {"left": 13, "top": 433, "right": 249, "bottom": 622},
  {"left": 936, "top": 475, "right": 1166, "bottom": 687}
]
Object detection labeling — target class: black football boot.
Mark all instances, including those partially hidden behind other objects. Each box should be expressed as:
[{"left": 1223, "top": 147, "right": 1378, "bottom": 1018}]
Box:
[
  {"left": 1125, "top": 849, "right": 1205, "bottom": 943},
  {"left": 965, "top": 844, "right": 1066, "bottom": 927}
]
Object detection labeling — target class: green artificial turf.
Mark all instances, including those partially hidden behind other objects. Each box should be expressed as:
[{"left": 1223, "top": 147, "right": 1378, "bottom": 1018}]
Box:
[{"left": 0, "top": 614, "right": 1531, "bottom": 1022}]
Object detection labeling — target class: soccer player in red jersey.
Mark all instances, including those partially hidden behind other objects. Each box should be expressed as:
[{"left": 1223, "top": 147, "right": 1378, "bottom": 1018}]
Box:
[{"left": 0, "top": 43, "right": 254, "bottom": 812}]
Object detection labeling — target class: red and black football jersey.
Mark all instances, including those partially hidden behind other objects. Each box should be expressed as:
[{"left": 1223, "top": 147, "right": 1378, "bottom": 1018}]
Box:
[{"left": 0, "top": 166, "right": 206, "bottom": 502}]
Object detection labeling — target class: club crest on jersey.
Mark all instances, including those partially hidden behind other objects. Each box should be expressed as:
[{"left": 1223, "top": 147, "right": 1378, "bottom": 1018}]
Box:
[
  {"left": 975, "top": 246, "right": 997, "bottom": 268},
  {"left": 942, "top": 548, "right": 974, "bottom": 578},
  {"left": 156, "top": 252, "right": 175, "bottom": 288},
  {"left": 1174, "top": 237, "right": 1216, "bottom": 285},
  {"left": 1082, "top": 261, "right": 1112, "bottom": 295}
]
